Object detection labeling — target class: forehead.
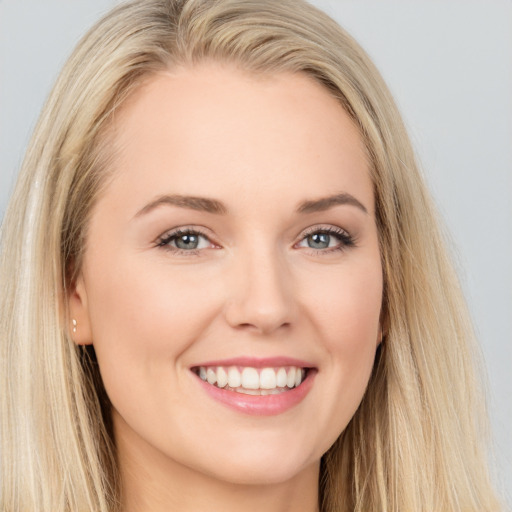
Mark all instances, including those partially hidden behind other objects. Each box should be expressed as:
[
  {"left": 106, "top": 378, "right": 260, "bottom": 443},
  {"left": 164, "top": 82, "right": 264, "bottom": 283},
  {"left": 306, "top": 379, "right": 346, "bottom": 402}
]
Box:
[{"left": 104, "top": 62, "right": 373, "bottom": 216}]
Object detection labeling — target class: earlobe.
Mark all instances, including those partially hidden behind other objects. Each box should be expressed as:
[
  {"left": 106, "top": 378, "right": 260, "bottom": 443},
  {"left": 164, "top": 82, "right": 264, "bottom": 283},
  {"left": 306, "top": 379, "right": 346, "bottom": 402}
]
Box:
[
  {"left": 377, "top": 320, "right": 388, "bottom": 348},
  {"left": 378, "top": 309, "right": 389, "bottom": 347},
  {"left": 68, "top": 274, "right": 93, "bottom": 345},
  {"left": 377, "top": 325, "right": 383, "bottom": 347}
]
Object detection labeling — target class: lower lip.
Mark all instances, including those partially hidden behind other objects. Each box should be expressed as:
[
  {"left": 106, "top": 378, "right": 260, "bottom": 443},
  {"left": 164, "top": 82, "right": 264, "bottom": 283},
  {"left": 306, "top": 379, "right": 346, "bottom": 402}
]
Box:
[{"left": 194, "top": 370, "right": 316, "bottom": 416}]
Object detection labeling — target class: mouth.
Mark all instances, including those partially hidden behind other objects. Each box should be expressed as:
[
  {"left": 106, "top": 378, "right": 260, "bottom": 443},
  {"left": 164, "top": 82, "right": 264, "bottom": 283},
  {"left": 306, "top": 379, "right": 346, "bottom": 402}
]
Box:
[{"left": 191, "top": 365, "right": 310, "bottom": 396}]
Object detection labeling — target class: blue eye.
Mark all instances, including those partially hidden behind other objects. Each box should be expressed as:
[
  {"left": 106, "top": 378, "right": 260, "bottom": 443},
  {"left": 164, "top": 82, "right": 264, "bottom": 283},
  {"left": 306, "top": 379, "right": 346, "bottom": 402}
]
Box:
[
  {"left": 297, "top": 227, "right": 354, "bottom": 253},
  {"left": 306, "top": 232, "right": 333, "bottom": 249},
  {"left": 173, "top": 233, "right": 201, "bottom": 250},
  {"left": 157, "top": 229, "right": 211, "bottom": 252}
]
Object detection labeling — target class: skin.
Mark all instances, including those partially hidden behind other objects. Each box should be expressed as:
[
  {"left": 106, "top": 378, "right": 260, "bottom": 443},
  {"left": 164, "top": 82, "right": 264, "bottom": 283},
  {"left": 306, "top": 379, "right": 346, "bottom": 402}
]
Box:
[{"left": 69, "top": 62, "right": 383, "bottom": 512}]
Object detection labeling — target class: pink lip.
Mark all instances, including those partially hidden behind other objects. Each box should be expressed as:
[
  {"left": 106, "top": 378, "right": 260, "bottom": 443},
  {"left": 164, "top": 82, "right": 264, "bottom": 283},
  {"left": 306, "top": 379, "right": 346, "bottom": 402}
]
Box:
[{"left": 191, "top": 356, "right": 315, "bottom": 369}]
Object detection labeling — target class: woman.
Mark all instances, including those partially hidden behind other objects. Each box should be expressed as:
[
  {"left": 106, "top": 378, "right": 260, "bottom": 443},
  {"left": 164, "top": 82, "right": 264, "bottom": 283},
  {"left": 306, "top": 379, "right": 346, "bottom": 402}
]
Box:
[{"left": 0, "top": 0, "right": 502, "bottom": 511}]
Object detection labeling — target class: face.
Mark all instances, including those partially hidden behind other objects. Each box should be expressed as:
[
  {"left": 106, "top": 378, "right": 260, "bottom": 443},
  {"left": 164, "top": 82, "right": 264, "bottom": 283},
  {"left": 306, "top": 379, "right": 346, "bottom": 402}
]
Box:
[{"left": 70, "top": 63, "right": 382, "bottom": 487}]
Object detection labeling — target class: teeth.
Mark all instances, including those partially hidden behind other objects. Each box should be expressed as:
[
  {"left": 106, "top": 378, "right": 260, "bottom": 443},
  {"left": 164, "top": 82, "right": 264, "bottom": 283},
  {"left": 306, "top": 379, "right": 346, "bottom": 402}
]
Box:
[
  {"left": 276, "top": 368, "right": 287, "bottom": 387},
  {"left": 206, "top": 368, "right": 217, "bottom": 385},
  {"left": 235, "top": 388, "right": 261, "bottom": 395},
  {"left": 227, "top": 366, "right": 241, "bottom": 388},
  {"left": 216, "top": 367, "right": 228, "bottom": 388},
  {"left": 295, "top": 368, "right": 302, "bottom": 387},
  {"left": 287, "top": 367, "right": 296, "bottom": 388},
  {"left": 260, "top": 368, "right": 276, "bottom": 389},
  {"left": 196, "top": 365, "right": 307, "bottom": 393},
  {"left": 241, "top": 367, "right": 259, "bottom": 389}
]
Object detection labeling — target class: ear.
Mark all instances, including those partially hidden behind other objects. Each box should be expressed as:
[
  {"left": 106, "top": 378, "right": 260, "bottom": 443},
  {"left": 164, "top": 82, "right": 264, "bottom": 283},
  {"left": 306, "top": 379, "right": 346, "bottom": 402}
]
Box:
[
  {"left": 375, "top": 324, "right": 382, "bottom": 348},
  {"left": 377, "top": 301, "right": 389, "bottom": 347},
  {"left": 377, "top": 315, "right": 389, "bottom": 348},
  {"left": 68, "top": 273, "right": 93, "bottom": 345}
]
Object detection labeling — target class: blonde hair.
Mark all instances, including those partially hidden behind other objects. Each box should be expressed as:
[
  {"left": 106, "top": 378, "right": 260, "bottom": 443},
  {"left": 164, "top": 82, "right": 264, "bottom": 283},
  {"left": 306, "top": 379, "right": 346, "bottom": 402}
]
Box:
[{"left": 0, "top": 0, "right": 501, "bottom": 511}]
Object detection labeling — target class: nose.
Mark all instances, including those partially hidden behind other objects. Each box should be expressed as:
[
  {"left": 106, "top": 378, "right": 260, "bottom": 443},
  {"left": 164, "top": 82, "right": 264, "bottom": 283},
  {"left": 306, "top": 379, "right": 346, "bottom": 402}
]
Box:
[{"left": 223, "top": 246, "right": 297, "bottom": 335}]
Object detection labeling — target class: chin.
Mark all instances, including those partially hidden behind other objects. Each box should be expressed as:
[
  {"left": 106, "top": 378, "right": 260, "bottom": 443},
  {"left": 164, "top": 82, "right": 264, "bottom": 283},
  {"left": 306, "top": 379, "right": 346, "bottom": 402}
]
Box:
[
  {"left": 193, "top": 439, "right": 321, "bottom": 486},
  {"left": 206, "top": 458, "right": 317, "bottom": 486}
]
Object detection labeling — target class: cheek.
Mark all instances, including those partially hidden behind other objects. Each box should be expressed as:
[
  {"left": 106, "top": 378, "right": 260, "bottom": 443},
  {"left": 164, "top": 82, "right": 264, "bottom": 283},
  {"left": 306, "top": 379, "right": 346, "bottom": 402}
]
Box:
[
  {"left": 87, "top": 249, "right": 217, "bottom": 339},
  {"left": 310, "top": 256, "right": 382, "bottom": 344},
  {"left": 304, "top": 257, "right": 382, "bottom": 427},
  {"left": 82, "top": 254, "right": 220, "bottom": 410},
  {"left": 332, "top": 269, "right": 381, "bottom": 367}
]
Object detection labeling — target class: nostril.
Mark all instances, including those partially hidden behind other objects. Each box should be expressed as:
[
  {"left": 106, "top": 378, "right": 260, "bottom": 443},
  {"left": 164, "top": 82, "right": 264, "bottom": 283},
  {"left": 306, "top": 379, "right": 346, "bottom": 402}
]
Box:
[
  {"left": 231, "top": 320, "right": 292, "bottom": 335},
  {"left": 222, "top": 266, "right": 296, "bottom": 334}
]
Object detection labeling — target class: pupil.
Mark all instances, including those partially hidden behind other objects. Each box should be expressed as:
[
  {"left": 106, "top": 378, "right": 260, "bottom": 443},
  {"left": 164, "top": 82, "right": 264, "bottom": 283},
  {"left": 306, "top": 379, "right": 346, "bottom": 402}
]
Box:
[
  {"left": 308, "top": 233, "right": 329, "bottom": 249},
  {"left": 176, "top": 234, "right": 198, "bottom": 250}
]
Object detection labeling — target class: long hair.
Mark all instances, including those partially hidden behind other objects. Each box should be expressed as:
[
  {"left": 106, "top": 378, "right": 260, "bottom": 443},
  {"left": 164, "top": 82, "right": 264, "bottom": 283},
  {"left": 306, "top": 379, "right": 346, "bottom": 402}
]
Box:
[{"left": 0, "top": 1, "right": 501, "bottom": 510}]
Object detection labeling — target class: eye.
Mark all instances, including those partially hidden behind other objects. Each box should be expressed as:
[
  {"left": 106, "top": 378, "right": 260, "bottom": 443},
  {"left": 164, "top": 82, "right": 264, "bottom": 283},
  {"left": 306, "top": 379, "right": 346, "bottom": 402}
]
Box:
[
  {"left": 296, "top": 226, "right": 355, "bottom": 253},
  {"left": 157, "top": 228, "right": 214, "bottom": 253}
]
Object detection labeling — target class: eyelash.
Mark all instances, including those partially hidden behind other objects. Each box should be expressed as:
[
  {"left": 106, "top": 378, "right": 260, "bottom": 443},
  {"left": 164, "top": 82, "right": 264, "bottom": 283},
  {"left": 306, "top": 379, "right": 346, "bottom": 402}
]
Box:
[
  {"left": 156, "top": 225, "right": 356, "bottom": 256},
  {"left": 297, "top": 226, "right": 356, "bottom": 254},
  {"left": 156, "top": 227, "right": 212, "bottom": 256}
]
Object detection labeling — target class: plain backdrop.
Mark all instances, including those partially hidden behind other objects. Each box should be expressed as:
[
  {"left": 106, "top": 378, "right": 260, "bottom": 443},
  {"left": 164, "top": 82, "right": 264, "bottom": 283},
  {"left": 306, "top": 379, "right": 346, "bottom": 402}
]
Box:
[{"left": 1, "top": 0, "right": 511, "bottom": 505}]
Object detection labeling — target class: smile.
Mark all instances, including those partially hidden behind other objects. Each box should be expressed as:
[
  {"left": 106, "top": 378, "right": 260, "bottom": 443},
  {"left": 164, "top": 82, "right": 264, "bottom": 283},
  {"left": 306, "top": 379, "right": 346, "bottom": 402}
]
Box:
[
  {"left": 190, "top": 357, "right": 316, "bottom": 415},
  {"left": 193, "top": 365, "right": 307, "bottom": 395}
]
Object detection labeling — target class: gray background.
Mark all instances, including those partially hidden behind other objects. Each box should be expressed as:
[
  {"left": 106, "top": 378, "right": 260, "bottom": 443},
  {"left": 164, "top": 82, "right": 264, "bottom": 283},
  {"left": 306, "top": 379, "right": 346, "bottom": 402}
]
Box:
[{"left": 1, "top": 0, "right": 511, "bottom": 505}]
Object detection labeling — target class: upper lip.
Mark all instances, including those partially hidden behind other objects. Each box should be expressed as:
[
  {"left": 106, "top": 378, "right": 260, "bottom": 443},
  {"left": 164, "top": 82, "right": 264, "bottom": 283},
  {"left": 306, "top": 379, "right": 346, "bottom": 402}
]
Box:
[{"left": 190, "top": 356, "right": 315, "bottom": 369}]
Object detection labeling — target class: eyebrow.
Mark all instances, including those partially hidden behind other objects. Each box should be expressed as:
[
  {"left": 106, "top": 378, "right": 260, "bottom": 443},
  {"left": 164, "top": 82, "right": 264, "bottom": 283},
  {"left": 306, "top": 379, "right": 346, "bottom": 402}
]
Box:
[
  {"left": 297, "top": 193, "right": 368, "bottom": 215},
  {"left": 135, "top": 191, "right": 368, "bottom": 218},
  {"left": 135, "top": 194, "right": 228, "bottom": 217}
]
